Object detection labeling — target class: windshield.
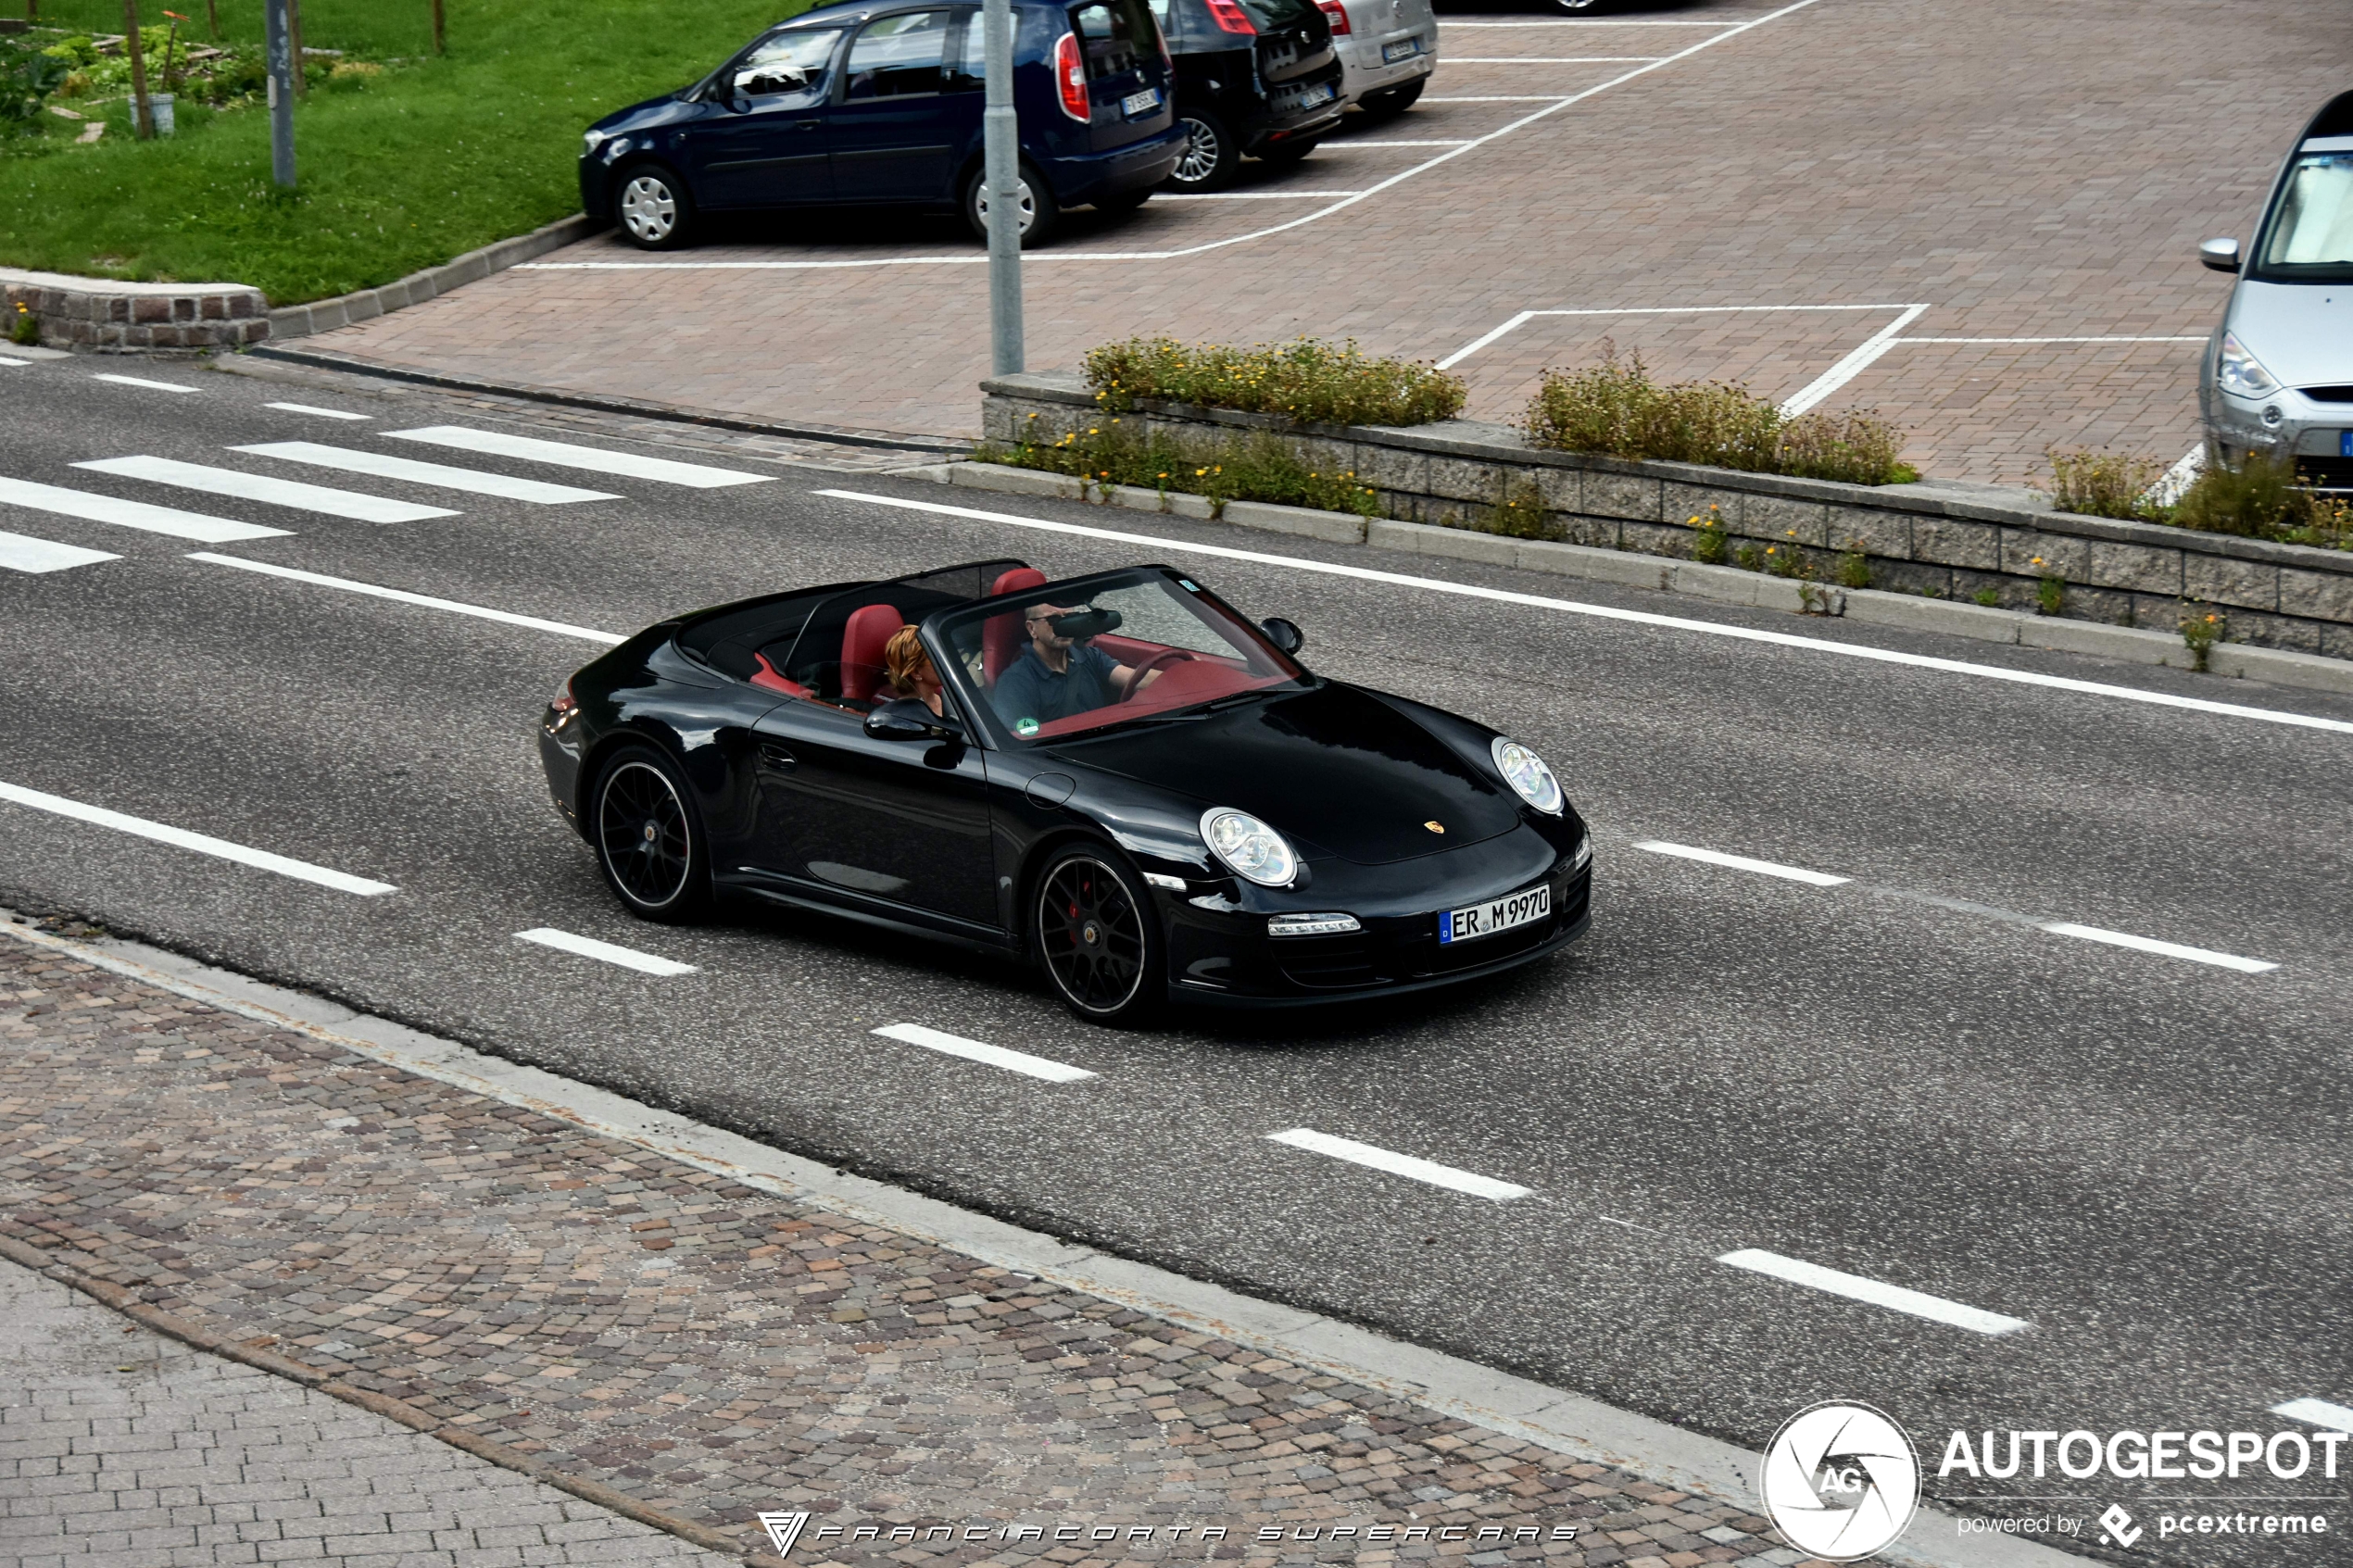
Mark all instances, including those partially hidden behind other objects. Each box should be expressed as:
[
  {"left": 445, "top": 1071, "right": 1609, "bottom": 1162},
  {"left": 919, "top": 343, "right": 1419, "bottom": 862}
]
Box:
[
  {"left": 935, "top": 569, "right": 1308, "bottom": 744},
  {"left": 2254, "top": 148, "right": 2353, "bottom": 282}
]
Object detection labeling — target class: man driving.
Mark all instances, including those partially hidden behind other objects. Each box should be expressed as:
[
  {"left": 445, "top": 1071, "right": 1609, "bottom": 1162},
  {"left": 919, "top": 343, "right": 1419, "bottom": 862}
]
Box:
[{"left": 993, "top": 602, "right": 1155, "bottom": 728}]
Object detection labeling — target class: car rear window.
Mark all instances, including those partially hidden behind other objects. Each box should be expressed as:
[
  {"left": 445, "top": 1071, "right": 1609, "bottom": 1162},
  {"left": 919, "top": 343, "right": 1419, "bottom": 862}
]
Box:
[
  {"left": 1233, "top": 0, "right": 1318, "bottom": 31},
  {"left": 1069, "top": 0, "right": 1157, "bottom": 76}
]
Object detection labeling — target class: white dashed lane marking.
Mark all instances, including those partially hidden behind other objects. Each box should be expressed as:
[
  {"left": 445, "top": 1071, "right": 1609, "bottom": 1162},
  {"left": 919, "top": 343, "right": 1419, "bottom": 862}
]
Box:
[
  {"left": 91, "top": 373, "right": 198, "bottom": 394},
  {"left": 0, "top": 355, "right": 31, "bottom": 368},
  {"left": 1265, "top": 1128, "right": 1531, "bottom": 1201},
  {"left": 1634, "top": 840, "right": 1850, "bottom": 886},
  {"left": 1716, "top": 1248, "right": 2030, "bottom": 1336},
  {"left": 2038, "top": 922, "right": 2279, "bottom": 974},
  {"left": 236, "top": 442, "right": 620, "bottom": 504},
  {"left": 871, "top": 1023, "right": 1096, "bottom": 1083},
  {"left": 265, "top": 402, "right": 371, "bottom": 420},
  {"left": 0, "top": 475, "right": 290, "bottom": 544},
  {"left": 73, "top": 455, "right": 458, "bottom": 524},
  {"left": 0, "top": 780, "right": 396, "bottom": 896},
  {"left": 2273, "top": 1399, "right": 2353, "bottom": 1434},
  {"left": 515, "top": 927, "right": 697, "bottom": 976},
  {"left": 0, "top": 531, "right": 120, "bottom": 573},
  {"left": 187, "top": 553, "right": 625, "bottom": 644},
  {"left": 382, "top": 425, "right": 774, "bottom": 489}
]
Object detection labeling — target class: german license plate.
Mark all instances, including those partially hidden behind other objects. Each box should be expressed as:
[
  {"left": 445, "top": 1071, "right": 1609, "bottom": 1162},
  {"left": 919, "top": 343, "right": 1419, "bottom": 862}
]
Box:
[
  {"left": 1438, "top": 884, "right": 1550, "bottom": 946},
  {"left": 1122, "top": 87, "right": 1161, "bottom": 115},
  {"left": 1381, "top": 37, "right": 1418, "bottom": 62}
]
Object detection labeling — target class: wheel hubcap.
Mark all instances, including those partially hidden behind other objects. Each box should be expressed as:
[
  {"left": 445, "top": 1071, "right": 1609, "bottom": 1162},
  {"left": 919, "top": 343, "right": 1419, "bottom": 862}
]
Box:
[
  {"left": 620, "top": 176, "right": 676, "bottom": 242},
  {"left": 975, "top": 177, "right": 1037, "bottom": 234},
  {"left": 598, "top": 761, "right": 692, "bottom": 908},
  {"left": 1039, "top": 858, "right": 1145, "bottom": 1013},
  {"left": 1171, "top": 119, "right": 1221, "bottom": 185}
]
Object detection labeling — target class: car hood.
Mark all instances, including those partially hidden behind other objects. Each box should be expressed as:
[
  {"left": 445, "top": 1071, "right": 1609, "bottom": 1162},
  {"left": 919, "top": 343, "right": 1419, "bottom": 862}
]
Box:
[
  {"left": 591, "top": 93, "right": 698, "bottom": 136},
  {"left": 2226, "top": 280, "right": 2353, "bottom": 389},
  {"left": 1053, "top": 682, "right": 1525, "bottom": 865}
]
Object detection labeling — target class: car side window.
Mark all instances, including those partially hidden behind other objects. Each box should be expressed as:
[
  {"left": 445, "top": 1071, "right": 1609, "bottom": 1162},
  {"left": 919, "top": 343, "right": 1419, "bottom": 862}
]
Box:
[
  {"left": 846, "top": 11, "right": 954, "bottom": 101},
  {"left": 731, "top": 29, "right": 842, "bottom": 98},
  {"left": 944, "top": 11, "right": 986, "bottom": 93}
]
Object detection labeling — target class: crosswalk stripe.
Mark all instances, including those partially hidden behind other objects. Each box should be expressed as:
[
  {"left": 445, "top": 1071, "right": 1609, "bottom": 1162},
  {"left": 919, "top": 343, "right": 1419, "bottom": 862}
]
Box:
[
  {"left": 383, "top": 425, "right": 774, "bottom": 488},
  {"left": 72, "top": 455, "right": 457, "bottom": 524},
  {"left": 92, "top": 372, "right": 197, "bottom": 394},
  {"left": 0, "top": 531, "right": 120, "bottom": 573},
  {"left": 265, "top": 402, "right": 371, "bottom": 420},
  {"left": 0, "top": 355, "right": 31, "bottom": 368},
  {"left": 0, "top": 476, "right": 291, "bottom": 544},
  {"left": 233, "top": 442, "right": 619, "bottom": 504}
]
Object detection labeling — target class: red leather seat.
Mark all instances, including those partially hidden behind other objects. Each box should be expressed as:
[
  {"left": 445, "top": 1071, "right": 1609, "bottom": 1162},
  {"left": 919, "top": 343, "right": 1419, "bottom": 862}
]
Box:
[
  {"left": 840, "top": 602, "right": 903, "bottom": 705},
  {"left": 984, "top": 568, "right": 1049, "bottom": 689}
]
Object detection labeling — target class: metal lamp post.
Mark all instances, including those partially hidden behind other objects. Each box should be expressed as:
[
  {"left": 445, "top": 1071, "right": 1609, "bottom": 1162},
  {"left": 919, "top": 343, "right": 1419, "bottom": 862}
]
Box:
[
  {"left": 264, "top": 0, "right": 295, "bottom": 185},
  {"left": 981, "top": 0, "right": 1023, "bottom": 375}
]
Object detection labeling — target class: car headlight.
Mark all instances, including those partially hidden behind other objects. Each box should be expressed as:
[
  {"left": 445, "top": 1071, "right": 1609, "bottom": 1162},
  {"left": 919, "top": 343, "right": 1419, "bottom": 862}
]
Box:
[
  {"left": 583, "top": 129, "right": 610, "bottom": 155},
  {"left": 1491, "top": 737, "right": 1564, "bottom": 816},
  {"left": 1571, "top": 832, "right": 1592, "bottom": 871},
  {"left": 1200, "top": 808, "right": 1299, "bottom": 887},
  {"left": 2217, "top": 331, "right": 2281, "bottom": 398}
]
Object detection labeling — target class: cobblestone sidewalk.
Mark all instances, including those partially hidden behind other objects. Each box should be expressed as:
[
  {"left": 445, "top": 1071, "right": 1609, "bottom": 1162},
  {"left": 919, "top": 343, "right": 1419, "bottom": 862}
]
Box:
[{"left": 0, "top": 933, "right": 1829, "bottom": 1567}]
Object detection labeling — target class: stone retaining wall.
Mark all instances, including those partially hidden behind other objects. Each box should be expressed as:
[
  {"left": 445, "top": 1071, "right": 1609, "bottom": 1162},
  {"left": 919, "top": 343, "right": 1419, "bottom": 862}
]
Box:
[
  {"left": 1, "top": 267, "right": 267, "bottom": 350},
  {"left": 982, "top": 371, "right": 2353, "bottom": 659}
]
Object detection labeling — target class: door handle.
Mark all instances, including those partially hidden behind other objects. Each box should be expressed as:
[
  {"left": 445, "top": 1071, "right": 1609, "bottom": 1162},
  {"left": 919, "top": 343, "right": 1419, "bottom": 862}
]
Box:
[
  {"left": 759, "top": 742, "right": 798, "bottom": 771},
  {"left": 793, "top": 119, "right": 821, "bottom": 132}
]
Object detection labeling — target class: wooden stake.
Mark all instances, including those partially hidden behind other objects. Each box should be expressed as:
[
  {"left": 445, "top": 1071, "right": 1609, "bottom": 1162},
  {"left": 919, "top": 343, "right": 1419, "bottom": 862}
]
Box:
[
  {"left": 122, "top": 0, "right": 154, "bottom": 139},
  {"left": 206, "top": 0, "right": 218, "bottom": 39},
  {"left": 430, "top": 0, "right": 444, "bottom": 54},
  {"left": 287, "top": 0, "right": 305, "bottom": 97}
]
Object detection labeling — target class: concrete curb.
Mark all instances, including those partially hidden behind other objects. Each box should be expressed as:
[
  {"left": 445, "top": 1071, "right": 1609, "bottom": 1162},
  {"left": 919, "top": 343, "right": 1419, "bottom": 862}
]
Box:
[
  {"left": 266, "top": 214, "right": 612, "bottom": 340},
  {"left": 0, "top": 912, "right": 2085, "bottom": 1568},
  {"left": 0, "top": 1226, "right": 765, "bottom": 1564},
  {"left": 937, "top": 461, "right": 2353, "bottom": 698},
  {"left": 1, "top": 265, "right": 268, "bottom": 351}
]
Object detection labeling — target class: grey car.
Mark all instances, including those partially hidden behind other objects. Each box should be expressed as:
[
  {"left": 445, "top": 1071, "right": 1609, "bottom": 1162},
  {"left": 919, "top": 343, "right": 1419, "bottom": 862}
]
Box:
[
  {"left": 2198, "top": 90, "right": 2353, "bottom": 492},
  {"left": 1314, "top": 0, "right": 1436, "bottom": 119}
]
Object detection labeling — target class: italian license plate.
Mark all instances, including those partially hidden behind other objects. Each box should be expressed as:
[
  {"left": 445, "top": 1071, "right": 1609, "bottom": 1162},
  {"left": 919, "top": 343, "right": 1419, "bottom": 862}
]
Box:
[
  {"left": 1122, "top": 86, "right": 1161, "bottom": 116},
  {"left": 1437, "top": 884, "right": 1551, "bottom": 946},
  {"left": 1381, "top": 37, "right": 1418, "bottom": 62},
  {"left": 1288, "top": 82, "right": 1334, "bottom": 109}
]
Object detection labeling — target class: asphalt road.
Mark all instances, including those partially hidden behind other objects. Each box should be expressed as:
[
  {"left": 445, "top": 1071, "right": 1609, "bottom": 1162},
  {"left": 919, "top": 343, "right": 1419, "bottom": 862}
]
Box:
[{"left": 3, "top": 358, "right": 2349, "bottom": 1564}]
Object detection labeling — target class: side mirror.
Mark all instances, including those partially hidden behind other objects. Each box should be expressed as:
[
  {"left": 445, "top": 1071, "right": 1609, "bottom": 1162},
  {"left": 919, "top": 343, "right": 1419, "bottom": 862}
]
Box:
[
  {"left": 1259, "top": 616, "right": 1305, "bottom": 656},
  {"left": 864, "top": 709, "right": 958, "bottom": 742},
  {"left": 2199, "top": 236, "right": 2241, "bottom": 274}
]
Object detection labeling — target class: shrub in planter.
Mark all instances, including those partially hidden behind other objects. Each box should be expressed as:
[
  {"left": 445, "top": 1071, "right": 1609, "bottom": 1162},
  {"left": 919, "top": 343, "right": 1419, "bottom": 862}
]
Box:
[
  {"left": 1084, "top": 335, "right": 1466, "bottom": 427},
  {"left": 978, "top": 415, "right": 1382, "bottom": 518},
  {"left": 2045, "top": 446, "right": 2168, "bottom": 521}
]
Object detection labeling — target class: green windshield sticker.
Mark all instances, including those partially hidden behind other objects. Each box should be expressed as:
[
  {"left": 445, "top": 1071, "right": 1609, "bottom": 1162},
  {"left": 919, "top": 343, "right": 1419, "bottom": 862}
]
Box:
[{"left": 1014, "top": 717, "right": 1040, "bottom": 737}]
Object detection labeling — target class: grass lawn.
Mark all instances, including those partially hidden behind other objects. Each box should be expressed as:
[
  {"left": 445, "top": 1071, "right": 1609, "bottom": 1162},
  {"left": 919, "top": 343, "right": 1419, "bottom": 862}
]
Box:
[{"left": 0, "top": 0, "right": 808, "bottom": 303}]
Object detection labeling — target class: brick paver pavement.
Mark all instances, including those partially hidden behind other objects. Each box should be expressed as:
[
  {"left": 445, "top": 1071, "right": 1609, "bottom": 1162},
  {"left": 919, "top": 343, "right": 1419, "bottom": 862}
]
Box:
[
  {"left": 0, "top": 1258, "right": 729, "bottom": 1568},
  {"left": 0, "top": 934, "right": 1845, "bottom": 1567},
  {"left": 298, "top": 0, "right": 2351, "bottom": 483}
]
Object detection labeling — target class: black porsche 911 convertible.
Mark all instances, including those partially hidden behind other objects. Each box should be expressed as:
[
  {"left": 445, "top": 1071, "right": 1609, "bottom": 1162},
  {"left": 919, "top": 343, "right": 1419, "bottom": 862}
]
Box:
[{"left": 537, "top": 558, "right": 1592, "bottom": 1022}]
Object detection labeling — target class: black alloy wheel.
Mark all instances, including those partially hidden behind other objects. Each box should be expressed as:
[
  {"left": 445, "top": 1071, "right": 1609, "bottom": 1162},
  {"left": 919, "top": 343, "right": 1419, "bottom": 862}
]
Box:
[
  {"left": 1165, "top": 110, "right": 1239, "bottom": 192},
  {"left": 614, "top": 164, "right": 695, "bottom": 250},
  {"left": 962, "top": 161, "right": 1061, "bottom": 248},
  {"left": 1033, "top": 847, "right": 1163, "bottom": 1024},
  {"left": 593, "top": 747, "right": 711, "bottom": 921}
]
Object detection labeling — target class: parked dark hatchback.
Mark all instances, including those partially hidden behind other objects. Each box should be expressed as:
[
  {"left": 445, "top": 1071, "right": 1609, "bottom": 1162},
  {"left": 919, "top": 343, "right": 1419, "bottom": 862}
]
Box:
[
  {"left": 1149, "top": 0, "right": 1343, "bottom": 191},
  {"left": 581, "top": 0, "right": 1184, "bottom": 249}
]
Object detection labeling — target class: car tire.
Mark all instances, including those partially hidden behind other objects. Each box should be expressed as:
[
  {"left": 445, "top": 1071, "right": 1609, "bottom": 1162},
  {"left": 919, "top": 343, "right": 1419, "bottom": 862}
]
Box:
[
  {"left": 1254, "top": 137, "right": 1319, "bottom": 165},
  {"left": 612, "top": 163, "right": 696, "bottom": 251},
  {"left": 1165, "top": 110, "right": 1239, "bottom": 192},
  {"left": 1031, "top": 842, "right": 1164, "bottom": 1026},
  {"left": 1357, "top": 80, "right": 1423, "bottom": 120},
  {"left": 1091, "top": 187, "right": 1152, "bottom": 215},
  {"left": 962, "top": 161, "right": 1061, "bottom": 248},
  {"left": 590, "top": 744, "right": 712, "bottom": 922}
]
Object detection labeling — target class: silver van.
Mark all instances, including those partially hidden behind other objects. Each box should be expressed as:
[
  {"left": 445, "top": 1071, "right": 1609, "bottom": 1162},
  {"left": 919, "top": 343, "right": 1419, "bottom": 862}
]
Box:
[{"left": 2198, "top": 90, "right": 2353, "bottom": 491}]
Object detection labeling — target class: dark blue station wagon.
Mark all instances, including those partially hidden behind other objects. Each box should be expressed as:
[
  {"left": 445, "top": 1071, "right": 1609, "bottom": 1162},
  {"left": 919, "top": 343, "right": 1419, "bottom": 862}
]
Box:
[{"left": 581, "top": 0, "right": 1186, "bottom": 249}]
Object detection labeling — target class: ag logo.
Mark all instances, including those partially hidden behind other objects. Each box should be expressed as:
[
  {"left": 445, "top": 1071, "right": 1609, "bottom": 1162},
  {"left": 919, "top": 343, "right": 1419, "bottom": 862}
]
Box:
[{"left": 1758, "top": 1401, "right": 1920, "bottom": 1562}]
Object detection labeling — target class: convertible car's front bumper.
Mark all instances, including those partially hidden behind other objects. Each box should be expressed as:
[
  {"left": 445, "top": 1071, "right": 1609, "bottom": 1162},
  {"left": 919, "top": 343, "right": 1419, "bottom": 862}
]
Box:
[{"left": 1158, "top": 825, "right": 1592, "bottom": 1007}]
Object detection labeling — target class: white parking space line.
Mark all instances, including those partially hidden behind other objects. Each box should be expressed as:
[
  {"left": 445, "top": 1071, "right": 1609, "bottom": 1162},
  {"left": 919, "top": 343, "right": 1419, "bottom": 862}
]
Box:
[
  {"left": 0, "top": 355, "right": 31, "bottom": 368},
  {"left": 0, "top": 475, "right": 292, "bottom": 544},
  {"left": 1445, "top": 56, "right": 1663, "bottom": 62},
  {"left": 870, "top": 1022, "right": 1096, "bottom": 1083},
  {"left": 1158, "top": 190, "right": 1366, "bottom": 200},
  {"left": 234, "top": 442, "right": 620, "bottom": 504},
  {"left": 1436, "top": 18, "right": 1734, "bottom": 23},
  {"left": 1776, "top": 305, "right": 1931, "bottom": 415},
  {"left": 515, "top": 927, "right": 697, "bottom": 976},
  {"left": 92, "top": 372, "right": 198, "bottom": 394},
  {"left": 819, "top": 490, "right": 2353, "bottom": 738},
  {"left": 1424, "top": 95, "right": 1573, "bottom": 102},
  {"left": 383, "top": 425, "right": 773, "bottom": 488},
  {"left": 1320, "top": 139, "right": 1473, "bottom": 147},
  {"left": 0, "top": 531, "right": 120, "bottom": 573},
  {"left": 2273, "top": 1399, "right": 2353, "bottom": 1434},
  {"left": 1633, "top": 841, "right": 1850, "bottom": 886},
  {"left": 1266, "top": 1128, "right": 1531, "bottom": 1200},
  {"left": 1716, "top": 1248, "right": 2029, "bottom": 1336},
  {"left": 2037, "top": 922, "right": 2278, "bottom": 974},
  {"left": 73, "top": 455, "right": 459, "bottom": 524},
  {"left": 265, "top": 402, "right": 371, "bottom": 420},
  {"left": 1900, "top": 335, "right": 2207, "bottom": 345},
  {"left": 187, "top": 552, "right": 626, "bottom": 644},
  {"left": 1438, "top": 302, "right": 1922, "bottom": 372},
  {"left": 0, "top": 779, "right": 396, "bottom": 896}
]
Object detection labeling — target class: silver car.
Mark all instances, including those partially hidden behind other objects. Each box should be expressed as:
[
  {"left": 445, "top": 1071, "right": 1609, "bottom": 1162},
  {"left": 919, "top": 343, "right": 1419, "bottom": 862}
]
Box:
[
  {"left": 1314, "top": 0, "right": 1436, "bottom": 119},
  {"left": 2198, "top": 90, "right": 2353, "bottom": 492}
]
